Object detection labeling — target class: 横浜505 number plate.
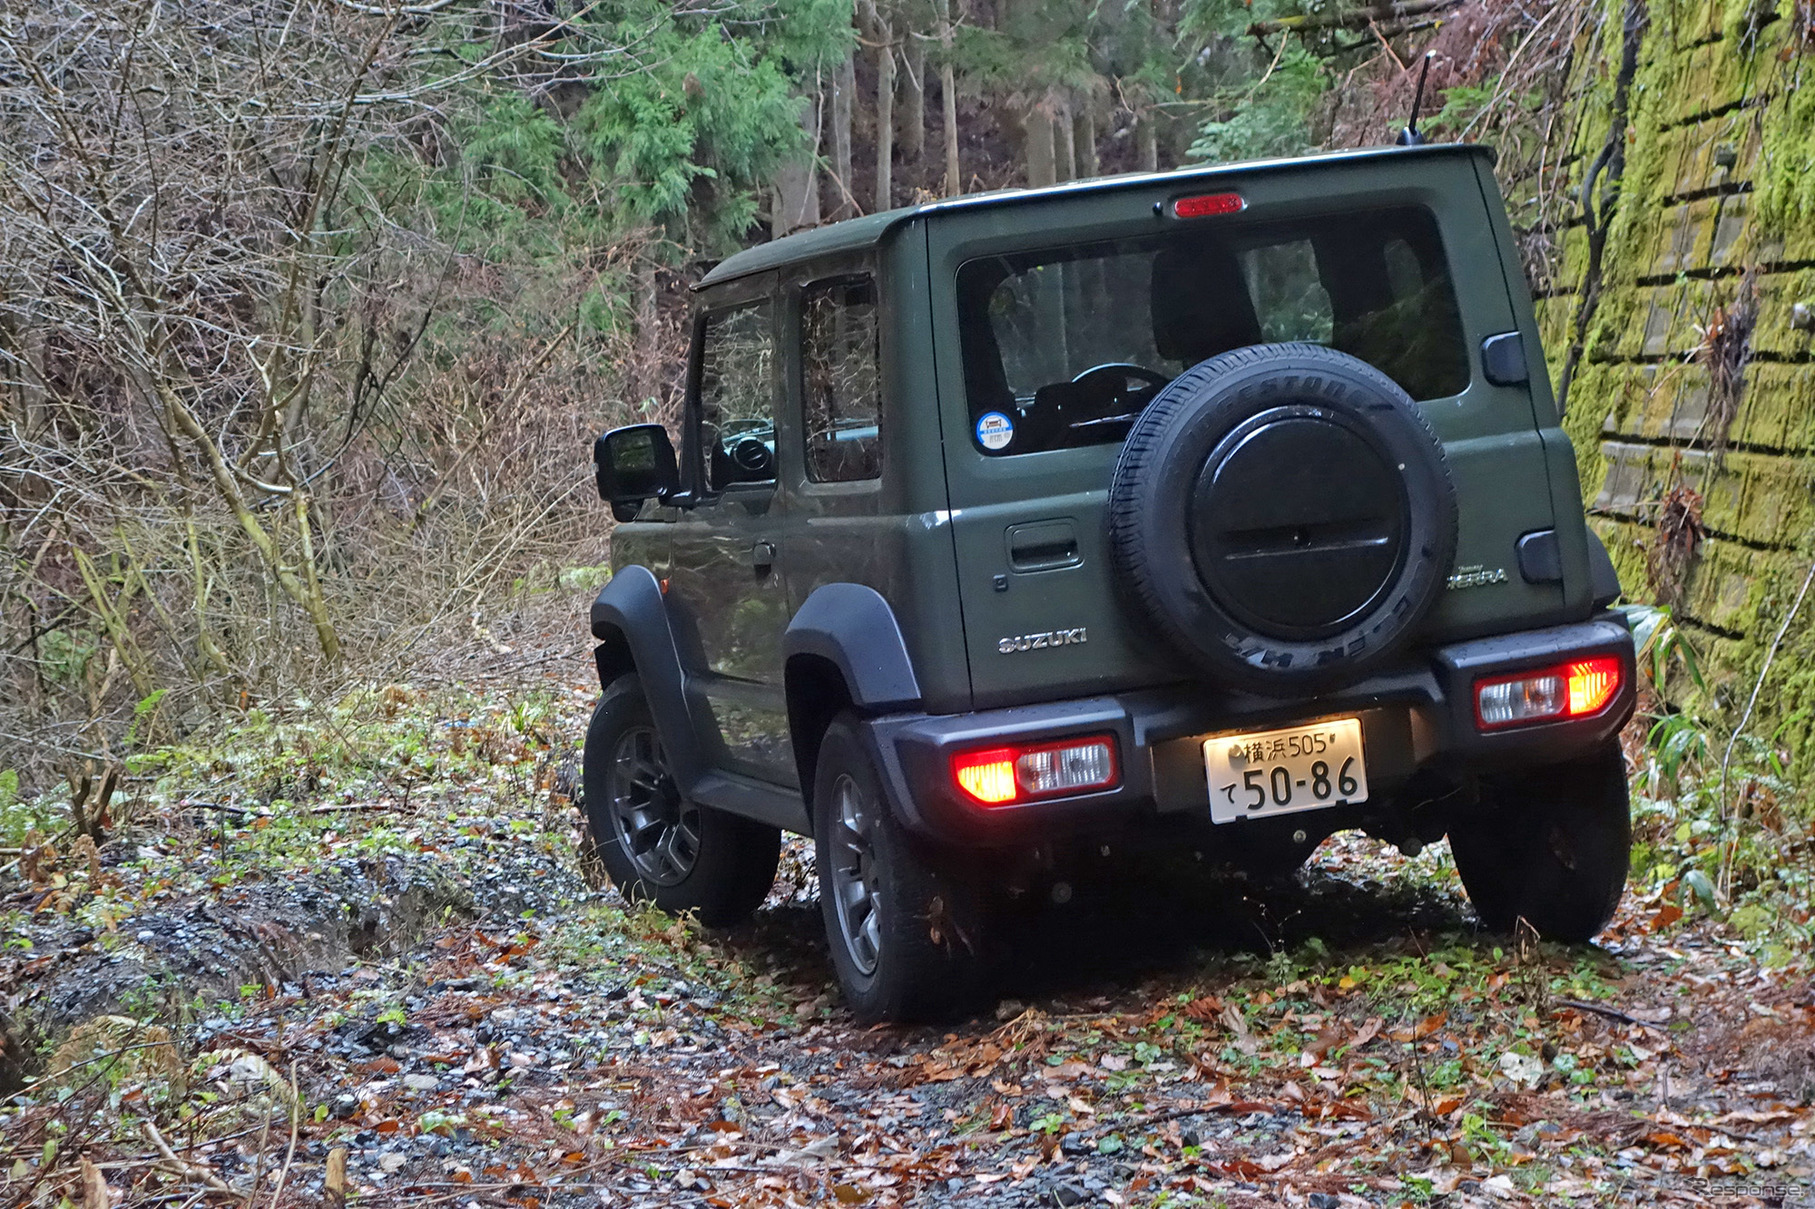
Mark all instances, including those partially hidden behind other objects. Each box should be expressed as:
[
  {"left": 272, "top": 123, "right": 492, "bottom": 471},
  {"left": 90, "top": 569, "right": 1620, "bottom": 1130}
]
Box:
[{"left": 1205, "top": 718, "right": 1369, "bottom": 824}]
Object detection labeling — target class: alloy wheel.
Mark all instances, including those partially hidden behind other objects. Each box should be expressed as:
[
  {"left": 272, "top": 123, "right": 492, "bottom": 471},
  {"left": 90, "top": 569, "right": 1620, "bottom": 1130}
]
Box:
[
  {"left": 828, "top": 772, "right": 882, "bottom": 976},
  {"left": 606, "top": 725, "right": 699, "bottom": 886}
]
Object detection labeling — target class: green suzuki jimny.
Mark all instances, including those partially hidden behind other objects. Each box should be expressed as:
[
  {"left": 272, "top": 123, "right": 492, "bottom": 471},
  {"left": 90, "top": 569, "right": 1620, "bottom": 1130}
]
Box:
[{"left": 585, "top": 144, "right": 1635, "bottom": 1022}]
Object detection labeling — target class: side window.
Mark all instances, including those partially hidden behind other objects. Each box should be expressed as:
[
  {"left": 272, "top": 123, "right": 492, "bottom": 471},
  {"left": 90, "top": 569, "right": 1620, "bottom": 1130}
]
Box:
[
  {"left": 800, "top": 277, "right": 882, "bottom": 483},
  {"left": 698, "top": 300, "right": 776, "bottom": 491}
]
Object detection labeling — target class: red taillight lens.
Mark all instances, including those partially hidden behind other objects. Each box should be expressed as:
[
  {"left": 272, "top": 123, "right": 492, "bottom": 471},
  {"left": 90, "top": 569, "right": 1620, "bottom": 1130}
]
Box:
[
  {"left": 1474, "top": 656, "right": 1622, "bottom": 731},
  {"left": 951, "top": 736, "right": 1119, "bottom": 806},
  {"left": 952, "top": 747, "right": 1018, "bottom": 805},
  {"left": 1566, "top": 657, "right": 1621, "bottom": 717},
  {"left": 1172, "top": 192, "right": 1246, "bottom": 218}
]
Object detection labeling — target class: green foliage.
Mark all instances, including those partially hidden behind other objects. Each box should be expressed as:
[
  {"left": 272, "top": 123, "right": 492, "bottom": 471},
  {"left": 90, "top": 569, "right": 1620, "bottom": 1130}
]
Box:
[
  {"left": 365, "top": 0, "right": 852, "bottom": 292},
  {"left": 37, "top": 627, "right": 95, "bottom": 688},
  {"left": 1185, "top": 45, "right": 1326, "bottom": 165},
  {"left": 950, "top": 24, "right": 1095, "bottom": 100},
  {"left": 1619, "top": 603, "right": 1705, "bottom": 695},
  {"left": 0, "top": 774, "right": 59, "bottom": 847}
]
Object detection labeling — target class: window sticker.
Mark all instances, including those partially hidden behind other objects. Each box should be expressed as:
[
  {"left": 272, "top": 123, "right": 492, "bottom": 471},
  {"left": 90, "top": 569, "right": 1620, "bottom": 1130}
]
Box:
[{"left": 976, "top": 410, "right": 1015, "bottom": 451}]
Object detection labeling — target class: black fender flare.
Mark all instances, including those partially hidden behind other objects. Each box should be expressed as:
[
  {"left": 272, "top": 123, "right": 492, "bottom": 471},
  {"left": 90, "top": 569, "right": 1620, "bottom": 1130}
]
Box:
[
  {"left": 783, "top": 584, "right": 922, "bottom": 799},
  {"left": 784, "top": 583, "right": 922, "bottom": 711},
  {"left": 589, "top": 566, "right": 706, "bottom": 792}
]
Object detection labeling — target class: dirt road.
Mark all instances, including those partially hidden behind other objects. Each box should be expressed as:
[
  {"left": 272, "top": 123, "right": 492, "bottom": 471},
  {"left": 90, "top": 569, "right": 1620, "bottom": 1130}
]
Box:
[{"left": 2, "top": 668, "right": 1809, "bottom": 1207}]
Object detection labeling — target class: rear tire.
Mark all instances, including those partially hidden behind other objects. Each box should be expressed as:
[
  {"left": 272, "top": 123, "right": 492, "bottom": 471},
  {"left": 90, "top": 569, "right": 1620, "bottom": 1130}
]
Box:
[
  {"left": 582, "top": 674, "right": 780, "bottom": 927},
  {"left": 812, "top": 714, "right": 990, "bottom": 1023},
  {"left": 1448, "top": 742, "right": 1630, "bottom": 942}
]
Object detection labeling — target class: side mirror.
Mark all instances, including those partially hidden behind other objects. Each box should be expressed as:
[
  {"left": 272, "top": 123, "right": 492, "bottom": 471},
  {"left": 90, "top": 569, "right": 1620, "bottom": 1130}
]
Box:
[{"left": 594, "top": 423, "right": 678, "bottom": 522}]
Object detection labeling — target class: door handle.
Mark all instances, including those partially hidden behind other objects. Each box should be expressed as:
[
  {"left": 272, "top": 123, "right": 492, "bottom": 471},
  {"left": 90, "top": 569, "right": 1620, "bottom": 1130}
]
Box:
[
  {"left": 744, "top": 541, "right": 777, "bottom": 573},
  {"left": 1006, "top": 519, "right": 1081, "bottom": 572}
]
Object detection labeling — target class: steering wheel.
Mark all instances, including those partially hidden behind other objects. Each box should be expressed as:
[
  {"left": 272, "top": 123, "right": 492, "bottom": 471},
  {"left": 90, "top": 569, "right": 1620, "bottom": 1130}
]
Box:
[
  {"left": 728, "top": 434, "right": 774, "bottom": 476},
  {"left": 1070, "top": 363, "right": 1172, "bottom": 392}
]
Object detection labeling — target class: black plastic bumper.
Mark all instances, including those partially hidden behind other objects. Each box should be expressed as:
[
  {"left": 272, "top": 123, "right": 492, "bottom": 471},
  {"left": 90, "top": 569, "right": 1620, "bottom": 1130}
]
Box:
[{"left": 865, "top": 614, "right": 1637, "bottom": 845}]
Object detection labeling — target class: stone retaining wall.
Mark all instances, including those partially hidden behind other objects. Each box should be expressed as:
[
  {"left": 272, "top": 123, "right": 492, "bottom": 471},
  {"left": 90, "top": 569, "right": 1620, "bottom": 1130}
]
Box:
[{"left": 1534, "top": 0, "right": 1815, "bottom": 756}]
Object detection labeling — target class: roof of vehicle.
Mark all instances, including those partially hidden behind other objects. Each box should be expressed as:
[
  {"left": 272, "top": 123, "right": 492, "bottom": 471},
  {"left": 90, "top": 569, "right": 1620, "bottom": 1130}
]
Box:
[{"left": 696, "top": 143, "right": 1493, "bottom": 289}]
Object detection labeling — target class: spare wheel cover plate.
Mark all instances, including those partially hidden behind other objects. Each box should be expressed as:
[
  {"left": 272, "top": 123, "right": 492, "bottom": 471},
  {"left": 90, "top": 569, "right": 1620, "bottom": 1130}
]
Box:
[{"left": 1188, "top": 406, "right": 1410, "bottom": 641}]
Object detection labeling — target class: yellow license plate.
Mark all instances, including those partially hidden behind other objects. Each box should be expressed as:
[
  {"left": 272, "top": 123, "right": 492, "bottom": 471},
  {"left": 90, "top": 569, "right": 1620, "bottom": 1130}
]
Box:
[{"left": 1204, "top": 718, "right": 1368, "bottom": 824}]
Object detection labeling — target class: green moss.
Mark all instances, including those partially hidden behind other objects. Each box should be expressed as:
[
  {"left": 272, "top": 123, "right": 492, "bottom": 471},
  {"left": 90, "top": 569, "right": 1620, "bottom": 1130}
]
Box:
[
  {"left": 1591, "top": 517, "right": 1652, "bottom": 596},
  {"left": 1543, "top": 0, "right": 1815, "bottom": 755},
  {"left": 1721, "top": 0, "right": 1779, "bottom": 54},
  {"left": 1745, "top": 22, "right": 1814, "bottom": 237}
]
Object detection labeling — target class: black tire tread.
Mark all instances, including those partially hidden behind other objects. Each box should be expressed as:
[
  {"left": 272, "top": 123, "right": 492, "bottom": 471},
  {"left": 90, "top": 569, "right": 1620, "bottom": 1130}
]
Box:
[
  {"left": 1109, "top": 343, "right": 1456, "bottom": 694},
  {"left": 582, "top": 675, "right": 780, "bottom": 928},
  {"left": 813, "top": 714, "right": 990, "bottom": 1024},
  {"left": 1448, "top": 742, "right": 1631, "bottom": 943}
]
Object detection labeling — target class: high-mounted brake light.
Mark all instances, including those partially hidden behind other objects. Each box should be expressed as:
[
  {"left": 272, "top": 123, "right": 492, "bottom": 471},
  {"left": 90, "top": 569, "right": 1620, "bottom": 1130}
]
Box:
[
  {"left": 1474, "top": 656, "right": 1622, "bottom": 731},
  {"left": 1172, "top": 192, "right": 1246, "bottom": 219},
  {"left": 951, "top": 736, "right": 1119, "bottom": 806}
]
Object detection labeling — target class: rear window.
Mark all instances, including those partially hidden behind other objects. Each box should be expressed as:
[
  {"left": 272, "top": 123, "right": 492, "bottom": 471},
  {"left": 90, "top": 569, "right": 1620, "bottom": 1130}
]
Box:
[{"left": 956, "top": 206, "right": 1468, "bottom": 456}]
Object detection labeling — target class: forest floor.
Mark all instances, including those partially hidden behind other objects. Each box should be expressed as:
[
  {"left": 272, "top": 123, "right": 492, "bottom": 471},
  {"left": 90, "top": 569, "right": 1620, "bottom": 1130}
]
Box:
[{"left": 1, "top": 629, "right": 1812, "bottom": 1208}]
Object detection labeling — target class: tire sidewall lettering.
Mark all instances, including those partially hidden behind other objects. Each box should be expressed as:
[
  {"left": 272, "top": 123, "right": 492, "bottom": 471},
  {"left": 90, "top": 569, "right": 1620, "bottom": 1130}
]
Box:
[{"left": 1110, "top": 344, "right": 1458, "bottom": 694}]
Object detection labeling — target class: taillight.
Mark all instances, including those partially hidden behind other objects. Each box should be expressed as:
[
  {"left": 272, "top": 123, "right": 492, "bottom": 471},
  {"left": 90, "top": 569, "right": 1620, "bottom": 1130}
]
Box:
[
  {"left": 1566, "top": 658, "right": 1620, "bottom": 717},
  {"left": 1171, "top": 192, "right": 1246, "bottom": 218},
  {"left": 1474, "top": 657, "right": 1622, "bottom": 731},
  {"left": 952, "top": 748, "right": 1018, "bottom": 804},
  {"left": 951, "top": 736, "right": 1119, "bottom": 806}
]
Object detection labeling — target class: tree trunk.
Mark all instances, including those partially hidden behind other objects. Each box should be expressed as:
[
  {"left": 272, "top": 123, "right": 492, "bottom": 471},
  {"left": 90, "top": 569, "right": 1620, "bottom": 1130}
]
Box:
[
  {"left": 832, "top": 48, "right": 857, "bottom": 218},
  {"left": 1137, "top": 113, "right": 1159, "bottom": 172},
  {"left": 773, "top": 91, "right": 823, "bottom": 237},
  {"left": 872, "top": 3, "right": 895, "bottom": 211},
  {"left": 1076, "top": 108, "right": 1099, "bottom": 179},
  {"left": 1054, "top": 97, "right": 1076, "bottom": 182},
  {"left": 635, "top": 258, "right": 661, "bottom": 403},
  {"left": 1024, "top": 104, "right": 1056, "bottom": 188},
  {"left": 901, "top": 36, "right": 925, "bottom": 163},
  {"left": 938, "top": 0, "right": 960, "bottom": 194}
]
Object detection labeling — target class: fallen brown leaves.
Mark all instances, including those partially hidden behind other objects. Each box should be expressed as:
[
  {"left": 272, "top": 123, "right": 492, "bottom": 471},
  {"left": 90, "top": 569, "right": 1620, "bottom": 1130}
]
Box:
[{"left": 4, "top": 681, "right": 1813, "bottom": 1208}]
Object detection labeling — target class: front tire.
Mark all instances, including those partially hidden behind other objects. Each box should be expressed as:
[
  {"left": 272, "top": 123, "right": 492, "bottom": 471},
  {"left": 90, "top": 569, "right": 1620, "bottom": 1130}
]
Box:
[
  {"left": 582, "top": 675, "right": 780, "bottom": 927},
  {"left": 1448, "top": 742, "right": 1631, "bottom": 942},
  {"left": 812, "top": 714, "right": 990, "bottom": 1023}
]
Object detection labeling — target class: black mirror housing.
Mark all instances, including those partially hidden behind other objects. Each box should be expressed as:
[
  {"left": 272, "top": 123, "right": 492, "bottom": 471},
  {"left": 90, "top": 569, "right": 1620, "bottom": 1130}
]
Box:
[{"left": 594, "top": 423, "right": 679, "bottom": 520}]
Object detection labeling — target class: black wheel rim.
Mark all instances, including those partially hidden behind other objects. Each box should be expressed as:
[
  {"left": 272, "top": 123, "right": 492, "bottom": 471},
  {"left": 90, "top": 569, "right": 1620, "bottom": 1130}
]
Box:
[
  {"left": 606, "top": 725, "right": 699, "bottom": 887},
  {"left": 828, "top": 772, "right": 882, "bottom": 976}
]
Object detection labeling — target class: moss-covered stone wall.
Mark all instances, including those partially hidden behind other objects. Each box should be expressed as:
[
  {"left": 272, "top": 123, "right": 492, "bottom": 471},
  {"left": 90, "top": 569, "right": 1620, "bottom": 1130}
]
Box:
[{"left": 1536, "top": 0, "right": 1815, "bottom": 758}]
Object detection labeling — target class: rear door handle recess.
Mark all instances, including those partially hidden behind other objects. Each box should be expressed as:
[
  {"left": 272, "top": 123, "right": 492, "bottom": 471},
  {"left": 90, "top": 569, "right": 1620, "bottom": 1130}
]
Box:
[{"left": 1006, "top": 519, "right": 1081, "bottom": 572}]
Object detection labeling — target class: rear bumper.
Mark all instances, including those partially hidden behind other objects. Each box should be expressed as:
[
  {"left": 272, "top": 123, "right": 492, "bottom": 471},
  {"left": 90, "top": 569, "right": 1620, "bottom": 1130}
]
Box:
[{"left": 866, "top": 614, "right": 1636, "bottom": 845}]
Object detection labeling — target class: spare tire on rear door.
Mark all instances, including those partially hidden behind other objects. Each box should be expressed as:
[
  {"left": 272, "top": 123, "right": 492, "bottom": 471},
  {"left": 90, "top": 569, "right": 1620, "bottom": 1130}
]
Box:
[{"left": 1109, "top": 343, "right": 1457, "bottom": 696}]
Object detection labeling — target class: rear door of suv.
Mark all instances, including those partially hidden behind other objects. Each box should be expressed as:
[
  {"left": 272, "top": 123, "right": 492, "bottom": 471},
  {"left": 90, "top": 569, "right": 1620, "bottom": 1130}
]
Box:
[{"left": 926, "top": 148, "right": 1572, "bottom": 709}]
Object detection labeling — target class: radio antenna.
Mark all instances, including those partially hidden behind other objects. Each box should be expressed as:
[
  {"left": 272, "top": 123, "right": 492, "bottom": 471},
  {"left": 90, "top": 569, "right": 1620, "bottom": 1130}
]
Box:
[{"left": 1396, "top": 52, "right": 1436, "bottom": 146}]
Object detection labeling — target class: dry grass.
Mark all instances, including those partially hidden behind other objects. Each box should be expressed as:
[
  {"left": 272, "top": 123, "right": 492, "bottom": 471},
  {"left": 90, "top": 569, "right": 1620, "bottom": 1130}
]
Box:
[{"left": 0, "top": 2, "right": 664, "bottom": 785}]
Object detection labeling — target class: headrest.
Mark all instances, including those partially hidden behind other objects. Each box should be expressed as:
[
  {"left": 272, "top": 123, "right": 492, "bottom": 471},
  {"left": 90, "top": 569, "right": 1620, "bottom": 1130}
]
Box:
[{"left": 1150, "top": 240, "right": 1263, "bottom": 366}]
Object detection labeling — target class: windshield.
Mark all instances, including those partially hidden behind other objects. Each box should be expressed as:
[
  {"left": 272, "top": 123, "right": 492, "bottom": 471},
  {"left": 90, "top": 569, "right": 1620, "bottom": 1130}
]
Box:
[{"left": 956, "top": 206, "right": 1469, "bottom": 456}]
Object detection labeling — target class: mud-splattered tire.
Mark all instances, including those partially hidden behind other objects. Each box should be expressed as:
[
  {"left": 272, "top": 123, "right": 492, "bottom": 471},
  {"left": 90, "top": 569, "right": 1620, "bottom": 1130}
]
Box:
[
  {"left": 582, "top": 674, "right": 779, "bottom": 927},
  {"left": 1448, "top": 742, "right": 1630, "bottom": 942},
  {"left": 813, "top": 714, "right": 990, "bottom": 1024}
]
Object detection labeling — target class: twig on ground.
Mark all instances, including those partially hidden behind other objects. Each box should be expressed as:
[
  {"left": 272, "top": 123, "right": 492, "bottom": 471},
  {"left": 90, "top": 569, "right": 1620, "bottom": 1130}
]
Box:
[
  {"left": 267, "top": 1062, "right": 302, "bottom": 1209},
  {"left": 142, "top": 1121, "right": 236, "bottom": 1195},
  {"left": 1555, "top": 999, "right": 1669, "bottom": 1031}
]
